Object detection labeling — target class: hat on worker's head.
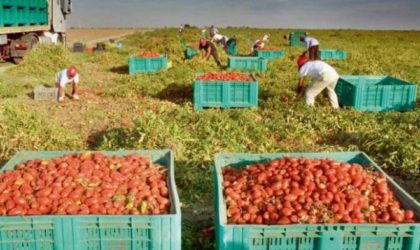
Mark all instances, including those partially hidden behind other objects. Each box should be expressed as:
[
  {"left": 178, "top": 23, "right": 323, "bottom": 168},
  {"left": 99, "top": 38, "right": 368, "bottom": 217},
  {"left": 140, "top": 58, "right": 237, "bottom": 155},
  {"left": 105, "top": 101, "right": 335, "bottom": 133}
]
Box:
[
  {"left": 67, "top": 66, "right": 77, "bottom": 78},
  {"left": 199, "top": 38, "right": 207, "bottom": 46},
  {"left": 300, "top": 35, "right": 306, "bottom": 42},
  {"left": 297, "top": 55, "right": 308, "bottom": 69}
]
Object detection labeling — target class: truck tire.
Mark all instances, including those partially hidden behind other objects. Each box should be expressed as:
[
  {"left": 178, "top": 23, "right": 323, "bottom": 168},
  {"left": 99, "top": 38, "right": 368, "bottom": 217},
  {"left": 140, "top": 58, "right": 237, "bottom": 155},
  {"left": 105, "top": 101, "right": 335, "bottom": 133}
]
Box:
[
  {"left": 10, "top": 34, "right": 38, "bottom": 64},
  {"left": 12, "top": 57, "right": 23, "bottom": 64},
  {"left": 25, "top": 35, "right": 39, "bottom": 49}
]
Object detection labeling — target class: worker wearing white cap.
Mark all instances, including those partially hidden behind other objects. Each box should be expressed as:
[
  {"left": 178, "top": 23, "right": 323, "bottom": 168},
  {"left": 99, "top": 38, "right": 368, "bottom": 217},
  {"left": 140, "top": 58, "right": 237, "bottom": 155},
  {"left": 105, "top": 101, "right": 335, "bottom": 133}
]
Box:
[{"left": 296, "top": 56, "right": 339, "bottom": 108}]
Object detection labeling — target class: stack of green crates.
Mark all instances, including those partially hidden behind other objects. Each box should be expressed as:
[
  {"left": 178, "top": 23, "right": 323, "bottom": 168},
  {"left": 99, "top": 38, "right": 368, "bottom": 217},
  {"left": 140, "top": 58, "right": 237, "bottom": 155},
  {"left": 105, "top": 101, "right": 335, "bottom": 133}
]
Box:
[
  {"left": 193, "top": 74, "right": 259, "bottom": 110},
  {"left": 0, "top": 150, "right": 181, "bottom": 250},
  {"left": 0, "top": 0, "right": 48, "bottom": 27},
  {"left": 213, "top": 151, "right": 420, "bottom": 250},
  {"left": 254, "top": 50, "right": 285, "bottom": 59},
  {"left": 320, "top": 49, "right": 347, "bottom": 60},
  {"left": 228, "top": 57, "right": 267, "bottom": 72},
  {"left": 129, "top": 55, "right": 168, "bottom": 75},
  {"left": 335, "top": 75, "right": 417, "bottom": 112}
]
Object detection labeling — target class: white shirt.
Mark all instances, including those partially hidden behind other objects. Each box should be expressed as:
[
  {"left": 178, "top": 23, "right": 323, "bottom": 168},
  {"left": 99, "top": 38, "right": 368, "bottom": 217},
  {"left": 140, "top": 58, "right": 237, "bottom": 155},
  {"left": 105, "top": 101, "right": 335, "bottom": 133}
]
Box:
[
  {"left": 251, "top": 40, "right": 264, "bottom": 51},
  {"left": 262, "top": 34, "right": 269, "bottom": 42},
  {"left": 211, "top": 34, "right": 228, "bottom": 44},
  {"left": 56, "top": 69, "right": 80, "bottom": 87},
  {"left": 299, "top": 61, "right": 337, "bottom": 79},
  {"left": 304, "top": 37, "right": 319, "bottom": 48}
]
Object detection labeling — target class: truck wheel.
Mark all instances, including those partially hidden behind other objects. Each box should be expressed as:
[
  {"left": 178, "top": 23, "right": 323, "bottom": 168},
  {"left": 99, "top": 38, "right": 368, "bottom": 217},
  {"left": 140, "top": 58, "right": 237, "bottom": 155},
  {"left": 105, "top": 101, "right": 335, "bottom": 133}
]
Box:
[
  {"left": 12, "top": 57, "right": 23, "bottom": 64},
  {"left": 27, "top": 35, "right": 39, "bottom": 49}
]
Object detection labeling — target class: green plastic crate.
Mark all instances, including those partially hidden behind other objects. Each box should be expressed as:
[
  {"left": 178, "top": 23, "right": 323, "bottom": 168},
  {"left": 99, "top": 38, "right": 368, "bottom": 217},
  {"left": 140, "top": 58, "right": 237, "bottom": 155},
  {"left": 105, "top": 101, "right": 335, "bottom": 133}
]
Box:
[
  {"left": 185, "top": 47, "right": 198, "bottom": 59},
  {"left": 320, "top": 50, "right": 347, "bottom": 60},
  {"left": 228, "top": 41, "right": 237, "bottom": 56},
  {"left": 129, "top": 55, "right": 168, "bottom": 75},
  {"left": 16, "top": 6, "right": 28, "bottom": 26},
  {"left": 228, "top": 57, "right": 267, "bottom": 73},
  {"left": 214, "top": 151, "right": 420, "bottom": 250},
  {"left": 1, "top": 5, "right": 17, "bottom": 27},
  {"left": 335, "top": 75, "right": 417, "bottom": 112},
  {"left": 193, "top": 74, "right": 258, "bottom": 110},
  {"left": 289, "top": 31, "right": 307, "bottom": 47},
  {"left": 0, "top": 0, "right": 48, "bottom": 27},
  {"left": 254, "top": 50, "right": 285, "bottom": 59},
  {"left": 0, "top": 150, "right": 181, "bottom": 250}
]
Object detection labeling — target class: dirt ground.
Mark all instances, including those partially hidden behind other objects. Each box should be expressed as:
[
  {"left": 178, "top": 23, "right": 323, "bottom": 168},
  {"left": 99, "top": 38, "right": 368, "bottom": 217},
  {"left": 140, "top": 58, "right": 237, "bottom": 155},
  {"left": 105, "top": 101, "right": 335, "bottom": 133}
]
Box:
[{"left": 66, "top": 28, "right": 152, "bottom": 46}]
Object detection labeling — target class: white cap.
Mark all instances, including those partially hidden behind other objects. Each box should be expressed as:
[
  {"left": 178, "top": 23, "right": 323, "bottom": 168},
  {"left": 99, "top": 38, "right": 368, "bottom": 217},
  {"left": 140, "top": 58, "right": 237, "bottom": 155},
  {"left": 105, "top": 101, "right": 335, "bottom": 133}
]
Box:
[{"left": 262, "top": 34, "right": 270, "bottom": 42}]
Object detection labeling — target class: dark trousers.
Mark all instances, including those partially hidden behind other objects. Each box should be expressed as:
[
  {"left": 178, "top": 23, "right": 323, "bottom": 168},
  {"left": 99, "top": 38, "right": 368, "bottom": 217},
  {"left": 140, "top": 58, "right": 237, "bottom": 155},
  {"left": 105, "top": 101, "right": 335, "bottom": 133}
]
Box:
[
  {"left": 308, "top": 45, "right": 320, "bottom": 60},
  {"left": 211, "top": 50, "right": 221, "bottom": 66}
]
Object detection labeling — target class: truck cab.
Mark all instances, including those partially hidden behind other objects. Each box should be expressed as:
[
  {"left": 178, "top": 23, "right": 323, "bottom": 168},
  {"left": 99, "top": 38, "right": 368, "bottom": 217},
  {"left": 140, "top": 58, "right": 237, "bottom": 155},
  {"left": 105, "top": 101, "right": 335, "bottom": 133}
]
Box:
[{"left": 0, "top": 0, "right": 72, "bottom": 63}]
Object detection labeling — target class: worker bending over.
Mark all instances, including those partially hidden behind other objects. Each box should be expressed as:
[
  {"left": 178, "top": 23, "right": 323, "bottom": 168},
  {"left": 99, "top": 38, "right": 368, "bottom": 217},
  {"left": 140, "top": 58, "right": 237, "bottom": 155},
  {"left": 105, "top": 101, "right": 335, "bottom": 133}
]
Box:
[
  {"left": 55, "top": 66, "right": 80, "bottom": 102},
  {"left": 296, "top": 56, "right": 339, "bottom": 109},
  {"left": 199, "top": 38, "right": 222, "bottom": 67}
]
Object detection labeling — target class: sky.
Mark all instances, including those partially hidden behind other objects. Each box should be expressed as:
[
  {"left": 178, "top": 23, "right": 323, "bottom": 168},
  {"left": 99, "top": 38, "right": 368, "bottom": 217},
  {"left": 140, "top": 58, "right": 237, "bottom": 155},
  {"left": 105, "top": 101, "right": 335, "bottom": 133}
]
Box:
[{"left": 68, "top": 0, "right": 420, "bottom": 30}]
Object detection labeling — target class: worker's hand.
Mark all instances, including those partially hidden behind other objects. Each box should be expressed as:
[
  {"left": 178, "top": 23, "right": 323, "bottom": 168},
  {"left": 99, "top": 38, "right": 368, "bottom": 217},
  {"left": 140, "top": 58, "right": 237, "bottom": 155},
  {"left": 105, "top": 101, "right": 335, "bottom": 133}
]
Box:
[{"left": 296, "top": 85, "right": 304, "bottom": 96}]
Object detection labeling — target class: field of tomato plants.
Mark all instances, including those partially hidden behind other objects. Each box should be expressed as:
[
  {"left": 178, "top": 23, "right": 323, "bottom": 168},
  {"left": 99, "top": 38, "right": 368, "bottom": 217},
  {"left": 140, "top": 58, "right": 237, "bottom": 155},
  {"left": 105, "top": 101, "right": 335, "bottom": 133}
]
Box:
[{"left": 0, "top": 28, "right": 419, "bottom": 249}]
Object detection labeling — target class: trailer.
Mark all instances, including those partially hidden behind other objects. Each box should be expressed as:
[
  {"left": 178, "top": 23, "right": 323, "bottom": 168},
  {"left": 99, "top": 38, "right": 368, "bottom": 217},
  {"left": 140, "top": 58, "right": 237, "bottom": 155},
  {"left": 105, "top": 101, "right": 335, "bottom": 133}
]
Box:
[{"left": 0, "top": 0, "right": 72, "bottom": 64}]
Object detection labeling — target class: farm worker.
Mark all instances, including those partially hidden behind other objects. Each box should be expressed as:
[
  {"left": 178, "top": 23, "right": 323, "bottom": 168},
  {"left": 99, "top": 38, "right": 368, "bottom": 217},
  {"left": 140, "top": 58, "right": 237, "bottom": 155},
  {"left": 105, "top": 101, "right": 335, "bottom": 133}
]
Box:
[
  {"left": 198, "top": 38, "right": 221, "bottom": 67},
  {"left": 296, "top": 56, "right": 339, "bottom": 109},
  {"left": 300, "top": 35, "right": 320, "bottom": 60},
  {"left": 211, "top": 33, "right": 236, "bottom": 53},
  {"left": 55, "top": 66, "right": 80, "bottom": 102},
  {"left": 251, "top": 34, "right": 270, "bottom": 52},
  {"left": 283, "top": 34, "right": 290, "bottom": 42},
  {"left": 210, "top": 25, "right": 219, "bottom": 37},
  {"left": 179, "top": 24, "right": 184, "bottom": 33}
]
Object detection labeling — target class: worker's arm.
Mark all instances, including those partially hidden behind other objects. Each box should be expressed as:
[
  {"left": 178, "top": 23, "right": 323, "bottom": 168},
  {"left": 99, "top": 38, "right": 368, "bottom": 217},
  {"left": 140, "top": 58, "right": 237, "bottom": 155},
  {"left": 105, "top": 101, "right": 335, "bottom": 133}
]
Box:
[
  {"left": 57, "top": 86, "right": 64, "bottom": 102},
  {"left": 297, "top": 76, "right": 305, "bottom": 96}
]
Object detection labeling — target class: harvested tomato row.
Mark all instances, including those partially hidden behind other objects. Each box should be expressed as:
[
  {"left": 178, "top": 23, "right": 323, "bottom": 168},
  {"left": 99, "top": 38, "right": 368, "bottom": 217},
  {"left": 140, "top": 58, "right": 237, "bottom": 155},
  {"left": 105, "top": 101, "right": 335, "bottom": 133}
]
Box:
[
  {"left": 222, "top": 157, "right": 417, "bottom": 225},
  {"left": 196, "top": 72, "right": 253, "bottom": 82},
  {"left": 137, "top": 52, "right": 161, "bottom": 58},
  {"left": 0, "top": 152, "right": 170, "bottom": 216}
]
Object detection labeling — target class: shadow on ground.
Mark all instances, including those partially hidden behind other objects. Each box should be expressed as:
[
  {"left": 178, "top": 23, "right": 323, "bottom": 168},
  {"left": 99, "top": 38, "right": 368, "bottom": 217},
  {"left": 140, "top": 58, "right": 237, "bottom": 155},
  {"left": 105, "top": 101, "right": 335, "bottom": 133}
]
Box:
[
  {"left": 155, "top": 82, "right": 193, "bottom": 105},
  {"left": 110, "top": 65, "right": 129, "bottom": 75}
]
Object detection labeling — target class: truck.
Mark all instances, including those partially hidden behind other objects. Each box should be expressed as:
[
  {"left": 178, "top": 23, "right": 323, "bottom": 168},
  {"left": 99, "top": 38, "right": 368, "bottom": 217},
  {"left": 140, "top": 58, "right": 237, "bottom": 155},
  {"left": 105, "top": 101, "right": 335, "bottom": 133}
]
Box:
[{"left": 0, "top": 0, "right": 72, "bottom": 64}]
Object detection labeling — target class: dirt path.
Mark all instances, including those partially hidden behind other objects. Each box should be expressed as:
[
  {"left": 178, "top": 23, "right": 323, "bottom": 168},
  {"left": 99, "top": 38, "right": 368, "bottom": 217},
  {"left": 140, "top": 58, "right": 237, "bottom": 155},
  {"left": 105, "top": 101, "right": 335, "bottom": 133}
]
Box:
[{"left": 67, "top": 28, "right": 153, "bottom": 46}]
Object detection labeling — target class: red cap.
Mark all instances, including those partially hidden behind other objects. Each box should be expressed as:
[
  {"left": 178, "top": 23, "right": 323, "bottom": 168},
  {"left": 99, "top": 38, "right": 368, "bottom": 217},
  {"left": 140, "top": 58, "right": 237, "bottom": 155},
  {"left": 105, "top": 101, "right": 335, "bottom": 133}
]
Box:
[
  {"left": 199, "top": 38, "right": 207, "bottom": 46},
  {"left": 297, "top": 55, "right": 308, "bottom": 69},
  {"left": 300, "top": 36, "right": 306, "bottom": 42},
  {"left": 67, "top": 66, "right": 77, "bottom": 78}
]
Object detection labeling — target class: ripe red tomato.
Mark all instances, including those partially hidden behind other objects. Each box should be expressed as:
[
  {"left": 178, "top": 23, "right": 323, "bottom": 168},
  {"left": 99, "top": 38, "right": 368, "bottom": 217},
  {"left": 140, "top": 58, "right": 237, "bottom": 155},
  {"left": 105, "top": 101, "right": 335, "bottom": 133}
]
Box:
[
  {"left": 0, "top": 153, "right": 170, "bottom": 216},
  {"left": 196, "top": 72, "right": 253, "bottom": 82},
  {"left": 223, "top": 157, "right": 418, "bottom": 225}
]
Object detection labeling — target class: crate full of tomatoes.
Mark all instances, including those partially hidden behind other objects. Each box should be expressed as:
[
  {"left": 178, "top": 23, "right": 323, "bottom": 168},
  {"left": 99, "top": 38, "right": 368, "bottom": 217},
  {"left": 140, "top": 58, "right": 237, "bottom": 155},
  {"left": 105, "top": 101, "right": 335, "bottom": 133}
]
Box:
[
  {"left": 129, "top": 52, "right": 167, "bottom": 75},
  {"left": 193, "top": 72, "right": 258, "bottom": 110},
  {"left": 0, "top": 150, "right": 181, "bottom": 250},
  {"left": 213, "top": 152, "right": 419, "bottom": 250}
]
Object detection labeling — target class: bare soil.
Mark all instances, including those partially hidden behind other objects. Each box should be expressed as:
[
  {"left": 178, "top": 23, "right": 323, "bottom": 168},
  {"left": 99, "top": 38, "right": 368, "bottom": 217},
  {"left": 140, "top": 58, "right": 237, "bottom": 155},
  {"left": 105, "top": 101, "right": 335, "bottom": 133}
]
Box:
[{"left": 66, "top": 28, "right": 152, "bottom": 45}]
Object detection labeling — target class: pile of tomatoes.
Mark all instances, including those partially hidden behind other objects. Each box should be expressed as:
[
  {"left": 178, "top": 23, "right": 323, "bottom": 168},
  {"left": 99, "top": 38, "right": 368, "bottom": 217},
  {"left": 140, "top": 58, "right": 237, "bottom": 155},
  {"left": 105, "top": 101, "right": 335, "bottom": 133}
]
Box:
[
  {"left": 138, "top": 52, "right": 161, "bottom": 58},
  {"left": 196, "top": 72, "right": 253, "bottom": 82},
  {"left": 223, "top": 157, "right": 416, "bottom": 225},
  {"left": 0, "top": 152, "right": 171, "bottom": 216}
]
